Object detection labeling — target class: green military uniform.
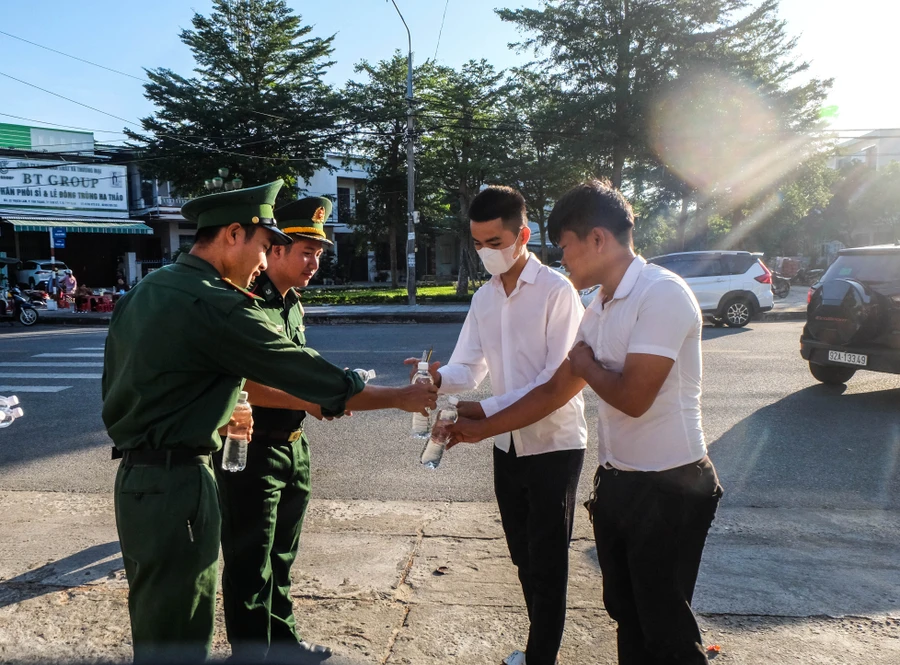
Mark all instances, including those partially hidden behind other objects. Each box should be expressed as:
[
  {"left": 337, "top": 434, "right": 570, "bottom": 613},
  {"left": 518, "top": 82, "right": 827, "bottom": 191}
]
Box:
[
  {"left": 102, "top": 184, "right": 363, "bottom": 664},
  {"left": 214, "top": 197, "right": 334, "bottom": 662}
]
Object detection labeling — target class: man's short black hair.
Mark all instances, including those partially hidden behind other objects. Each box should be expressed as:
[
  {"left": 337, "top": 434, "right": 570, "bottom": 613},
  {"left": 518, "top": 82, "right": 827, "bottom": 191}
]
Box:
[
  {"left": 193, "top": 223, "right": 261, "bottom": 248},
  {"left": 548, "top": 179, "right": 634, "bottom": 246},
  {"left": 468, "top": 185, "right": 527, "bottom": 233}
]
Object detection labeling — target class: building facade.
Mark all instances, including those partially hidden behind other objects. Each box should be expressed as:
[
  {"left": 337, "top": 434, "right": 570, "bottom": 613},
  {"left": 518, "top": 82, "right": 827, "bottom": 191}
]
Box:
[{"left": 0, "top": 123, "right": 154, "bottom": 289}]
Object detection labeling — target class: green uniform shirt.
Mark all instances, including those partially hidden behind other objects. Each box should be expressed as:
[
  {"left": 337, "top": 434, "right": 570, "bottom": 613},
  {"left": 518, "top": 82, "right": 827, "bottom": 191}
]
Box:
[
  {"left": 248, "top": 272, "right": 307, "bottom": 432},
  {"left": 251, "top": 272, "right": 305, "bottom": 346},
  {"left": 101, "top": 253, "right": 364, "bottom": 452}
]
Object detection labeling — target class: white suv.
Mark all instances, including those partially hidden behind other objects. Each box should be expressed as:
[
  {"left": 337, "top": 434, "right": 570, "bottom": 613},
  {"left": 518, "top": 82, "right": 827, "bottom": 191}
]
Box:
[
  {"left": 648, "top": 251, "right": 774, "bottom": 327},
  {"left": 15, "top": 259, "right": 70, "bottom": 290}
]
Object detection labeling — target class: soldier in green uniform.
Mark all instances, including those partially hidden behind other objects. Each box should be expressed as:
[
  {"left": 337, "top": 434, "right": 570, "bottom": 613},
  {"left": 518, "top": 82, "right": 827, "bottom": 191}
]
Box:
[
  {"left": 214, "top": 196, "right": 341, "bottom": 662},
  {"left": 102, "top": 181, "right": 437, "bottom": 664}
]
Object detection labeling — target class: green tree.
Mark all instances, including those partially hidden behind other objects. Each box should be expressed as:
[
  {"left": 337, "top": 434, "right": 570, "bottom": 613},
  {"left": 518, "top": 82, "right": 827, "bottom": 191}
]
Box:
[
  {"left": 501, "top": 72, "right": 586, "bottom": 263},
  {"left": 341, "top": 53, "right": 415, "bottom": 288},
  {"left": 498, "top": 0, "right": 832, "bottom": 252},
  {"left": 418, "top": 60, "right": 511, "bottom": 294},
  {"left": 126, "top": 0, "right": 339, "bottom": 197}
]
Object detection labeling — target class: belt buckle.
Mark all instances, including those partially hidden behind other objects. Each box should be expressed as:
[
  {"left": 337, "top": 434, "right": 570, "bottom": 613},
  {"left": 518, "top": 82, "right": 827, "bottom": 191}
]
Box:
[{"left": 287, "top": 427, "right": 303, "bottom": 443}]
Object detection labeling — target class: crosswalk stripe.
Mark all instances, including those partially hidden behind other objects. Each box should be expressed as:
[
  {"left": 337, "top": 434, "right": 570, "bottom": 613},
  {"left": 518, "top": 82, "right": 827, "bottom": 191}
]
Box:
[
  {"left": 32, "top": 353, "right": 104, "bottom": 358},
  {"left": 0, "top": 372, "right": 101, "bottom": 379},
  {"left": 0, "top": 362, "right": 103, "bottom": 368},
  {"left": 72, "top": 347, "right": 105, "bottom": 351},
  {"left": 0, "top": 385, "right": 71, "bottom": 393}
]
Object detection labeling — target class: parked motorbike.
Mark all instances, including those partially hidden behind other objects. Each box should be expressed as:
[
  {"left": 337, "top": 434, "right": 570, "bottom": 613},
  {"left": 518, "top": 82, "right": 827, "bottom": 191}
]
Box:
[
  {"left": 770, "top": 270, "right": 791, "bottom": 299},
  {"left": 791, "top": 268, "right": 824, "bottom": 286},
  {"left": 0, "top": 287, "right": 39, "bottom": 326}
]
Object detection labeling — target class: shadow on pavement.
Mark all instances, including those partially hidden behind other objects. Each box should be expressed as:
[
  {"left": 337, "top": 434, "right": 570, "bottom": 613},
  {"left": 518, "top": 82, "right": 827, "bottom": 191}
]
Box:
[
  {"left": 703, "top": 383, "right": 900, "bottom": 617},
  {"left": 0, "top": 541, "right": 122, "bottom": 608},
  {"left": 711, "top": 383, "right": 900, "bottom": 510}
]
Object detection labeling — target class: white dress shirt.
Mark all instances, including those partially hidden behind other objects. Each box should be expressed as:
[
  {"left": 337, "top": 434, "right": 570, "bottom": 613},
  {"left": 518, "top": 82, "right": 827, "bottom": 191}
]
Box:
[
  {"left": 577, "top": 256, "right": 706, "bottom": 472},
  {"left": 438, "top": 253, "right": 587, "bottom": 456}
]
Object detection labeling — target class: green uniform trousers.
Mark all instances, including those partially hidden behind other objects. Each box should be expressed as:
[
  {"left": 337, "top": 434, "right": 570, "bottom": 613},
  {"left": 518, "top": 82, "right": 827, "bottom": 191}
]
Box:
[
  {"left": 214, "top": 435, "right": 311, "bottom": 662},
  {"left": 114, "top": 455, "right": 221, "bottom": 664}
]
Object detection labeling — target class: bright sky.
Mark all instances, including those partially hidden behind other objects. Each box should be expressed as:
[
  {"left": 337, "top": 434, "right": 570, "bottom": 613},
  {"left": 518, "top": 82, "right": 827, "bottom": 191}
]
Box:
[{"left": 0, "top": 0, "right": 896, "bottom": 143}]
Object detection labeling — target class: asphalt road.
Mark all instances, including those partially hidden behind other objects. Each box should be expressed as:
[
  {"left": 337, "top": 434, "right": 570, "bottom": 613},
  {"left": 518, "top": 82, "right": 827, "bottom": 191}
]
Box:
[{"left": 0, "top": 322, "right": 898, "bottom": 512}]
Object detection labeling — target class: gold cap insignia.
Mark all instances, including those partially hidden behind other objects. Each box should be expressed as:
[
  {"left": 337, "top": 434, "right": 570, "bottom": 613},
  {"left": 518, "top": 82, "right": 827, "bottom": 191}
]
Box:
[
  {"left": 251, "top": 216, "right": 260, "bottom": 224},
  {"left": 312, "top": 207, "right": 326, "bottom": 223}
]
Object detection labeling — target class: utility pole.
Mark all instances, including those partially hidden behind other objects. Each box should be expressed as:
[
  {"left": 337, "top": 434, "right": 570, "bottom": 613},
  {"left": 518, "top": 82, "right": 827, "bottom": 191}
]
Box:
[{"left": 390, "top": 0, "right": 416, "bottom": 305}]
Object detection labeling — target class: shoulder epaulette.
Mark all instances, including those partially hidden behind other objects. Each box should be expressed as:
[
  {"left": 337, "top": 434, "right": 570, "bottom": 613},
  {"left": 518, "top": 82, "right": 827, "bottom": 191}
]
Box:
[{"left": 221, "top": 277, "right": 262, "bottom": 300}]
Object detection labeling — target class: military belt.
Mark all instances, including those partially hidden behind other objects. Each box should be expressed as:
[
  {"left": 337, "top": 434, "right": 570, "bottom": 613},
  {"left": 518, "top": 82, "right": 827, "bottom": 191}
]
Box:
[
  {"left": 120, "top": 449, "right": 212, "bottom": 467},
  {"left": 252, "top": 425, "right": 304, "bottom": 444}
]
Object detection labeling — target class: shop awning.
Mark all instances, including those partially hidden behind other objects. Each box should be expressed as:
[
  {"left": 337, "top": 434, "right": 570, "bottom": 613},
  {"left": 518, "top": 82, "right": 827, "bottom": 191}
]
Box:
[{"left": 0, "top": 216, "right": 153, "bottom": 235}]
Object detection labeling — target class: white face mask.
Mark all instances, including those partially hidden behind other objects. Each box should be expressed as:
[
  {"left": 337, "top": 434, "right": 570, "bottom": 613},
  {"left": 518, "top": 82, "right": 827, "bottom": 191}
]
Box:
[{"left": 477, "top": 231, "right": 523, "bottom": 276}]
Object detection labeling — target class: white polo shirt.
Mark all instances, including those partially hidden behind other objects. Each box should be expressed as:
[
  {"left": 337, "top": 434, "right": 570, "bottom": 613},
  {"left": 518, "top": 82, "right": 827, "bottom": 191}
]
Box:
[
  {"left": 577, "top": 256, "right": 706, "bottom": 472},
  {"left": 438, "top": 253, "right": 587, "bottom": 457}
]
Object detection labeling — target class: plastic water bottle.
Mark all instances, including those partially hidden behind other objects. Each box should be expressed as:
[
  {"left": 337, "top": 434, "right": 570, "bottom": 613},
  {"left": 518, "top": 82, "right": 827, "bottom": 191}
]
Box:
[
  {"left": 0, "top": 396, "right": 23, "bottom": 429},
  {"left": 410, "top": 362, "right": 433, "bottom": 439},
  {"left": 421, "top": 396, "right": 459, "bottom": 470},
  {"left": 354, "top": 368, "right": 376, "bottom": 383},
  {"left": 221, "top": 391, "right": 252, "bottom": 472}
]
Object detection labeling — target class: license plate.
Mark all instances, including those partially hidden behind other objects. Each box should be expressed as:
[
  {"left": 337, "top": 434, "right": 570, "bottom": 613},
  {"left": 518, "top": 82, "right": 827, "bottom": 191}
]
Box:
[{"left": 828, "top": 351, "right": 868, "bottom": 366}]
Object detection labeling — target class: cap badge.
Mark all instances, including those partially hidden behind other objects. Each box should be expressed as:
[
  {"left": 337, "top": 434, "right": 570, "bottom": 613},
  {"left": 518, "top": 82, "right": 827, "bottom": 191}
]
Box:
[{"left": 312, "top": 207, "right": 326, "bottom": 223}]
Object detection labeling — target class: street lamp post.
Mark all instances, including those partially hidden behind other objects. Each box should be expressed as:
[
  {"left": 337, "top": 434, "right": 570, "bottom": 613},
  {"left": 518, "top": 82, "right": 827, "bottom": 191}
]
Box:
[
  {"left": 204, "top": 167, "right": 243, "bottom": 193},
  {"left": 389, "top": 0, "right": 416, "bottom": 306}
]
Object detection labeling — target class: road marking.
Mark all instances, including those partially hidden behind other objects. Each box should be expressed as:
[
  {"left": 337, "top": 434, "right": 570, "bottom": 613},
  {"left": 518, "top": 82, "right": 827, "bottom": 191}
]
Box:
[
  {"left": 0, "top": 329, "right": 106, "bottom": 339},
  {"left": 0, "top": 362, "right": 103, "bottom": 368},
  {"left": 0, "top": 385, "right": 71, "bottom": 393},
  {"left": 72, "top": 347, "right": 105, "bottom": 351},
  {"left": 32, "top": 353, "right": 104, "bottom": 358},
  {"left": 0, "top": 372, "right": 101, "bottom": 379}
]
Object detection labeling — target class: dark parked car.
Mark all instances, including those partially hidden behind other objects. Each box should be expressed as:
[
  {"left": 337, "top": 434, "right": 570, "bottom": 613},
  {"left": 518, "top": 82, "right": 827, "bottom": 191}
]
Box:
[{"left": 800, "top": 245, "right": 900, "bottom": 384}]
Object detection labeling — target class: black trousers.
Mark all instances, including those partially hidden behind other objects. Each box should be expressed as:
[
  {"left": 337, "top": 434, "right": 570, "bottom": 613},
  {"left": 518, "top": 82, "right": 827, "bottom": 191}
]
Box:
[
  {"left": 589, "top": 456, "right": 723, "bottom": 665},
  {"left": 494, "top": 442, "right": 585, "bottom": 665}
]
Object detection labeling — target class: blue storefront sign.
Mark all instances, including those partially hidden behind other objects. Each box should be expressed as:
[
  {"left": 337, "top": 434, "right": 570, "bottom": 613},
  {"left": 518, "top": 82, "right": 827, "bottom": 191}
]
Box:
[{"left": 52, "top": 227, "right": 67, "bottom": 249}]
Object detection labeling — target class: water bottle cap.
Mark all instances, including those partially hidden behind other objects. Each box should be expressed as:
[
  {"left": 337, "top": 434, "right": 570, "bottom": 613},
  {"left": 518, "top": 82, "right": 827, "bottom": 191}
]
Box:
[
  {"left": 238, "top": 391, "right": 249, "bottom": 401},
  {"left": 417, "top": 362, "right": 429, "bottom": 371},
  {"left": 449, "top": 396, "right": 459, "bottom": 406}
]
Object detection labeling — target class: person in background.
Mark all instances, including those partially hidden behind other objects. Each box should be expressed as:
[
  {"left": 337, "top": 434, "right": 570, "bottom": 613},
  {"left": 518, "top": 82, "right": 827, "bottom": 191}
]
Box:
[{"left": 60, "top": 269, "right": 76, "bottom": 295}]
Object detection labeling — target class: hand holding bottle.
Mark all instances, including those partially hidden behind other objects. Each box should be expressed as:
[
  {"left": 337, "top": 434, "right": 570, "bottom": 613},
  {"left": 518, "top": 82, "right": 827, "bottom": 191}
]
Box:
[
  {"left": 222, "top": 391, "right": 253, "bottom": 472},
  {"left": 403, "top": 357, "right": 442, "bottom": 387}
]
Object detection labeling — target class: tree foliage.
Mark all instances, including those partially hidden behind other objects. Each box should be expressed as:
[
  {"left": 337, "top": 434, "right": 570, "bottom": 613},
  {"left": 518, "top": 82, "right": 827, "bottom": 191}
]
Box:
[
  {"left": 498, "top": 0, "right": 833, "bottom": 254},
  {"left": 341, "top": 52, "right": 413, "bottom": 288},
  {"left": 126, "top": 0, "right": 339, "bottom": 198}
]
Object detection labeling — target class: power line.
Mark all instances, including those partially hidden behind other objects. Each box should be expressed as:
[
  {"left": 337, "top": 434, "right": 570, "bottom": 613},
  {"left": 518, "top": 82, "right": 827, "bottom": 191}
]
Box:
[
  {"left": 0, "top": 70, "right": 137, "bottom": 127},
  {"left": 434, "top": 0, "right": 451, "bottom": 61},
  {"left": 0, "top": 29, "right": 148, "bottom": 82},
  {"left": 0, "top": 113, "right": 129, "bottom": 135}
]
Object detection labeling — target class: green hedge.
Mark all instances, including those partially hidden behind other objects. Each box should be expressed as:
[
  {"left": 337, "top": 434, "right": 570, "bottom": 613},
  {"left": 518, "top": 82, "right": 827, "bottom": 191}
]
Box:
[{"left": 299, "top": 285, "right": 474, "bottom": 305}]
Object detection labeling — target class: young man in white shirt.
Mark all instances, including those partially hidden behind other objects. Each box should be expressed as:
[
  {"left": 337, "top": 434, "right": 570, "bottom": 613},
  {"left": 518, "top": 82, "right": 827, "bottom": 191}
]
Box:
[
  {"left": 409, "top": 186, "right": 586, "bottom": 665},
  {"left": 451, "top": 179, "right": 724, "bottom": 665}
]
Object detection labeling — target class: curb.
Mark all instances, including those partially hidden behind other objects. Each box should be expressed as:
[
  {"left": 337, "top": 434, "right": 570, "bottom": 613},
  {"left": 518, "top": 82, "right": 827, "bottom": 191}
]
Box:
[
  {"left": 36, "top": 314, "right": 110, "bottom": 326},
  {"left": 759, "top": 310, "right": 806, "bottom": 322},
  {"left": 304, "top": 311, "right": 469, "bottom": 325}
]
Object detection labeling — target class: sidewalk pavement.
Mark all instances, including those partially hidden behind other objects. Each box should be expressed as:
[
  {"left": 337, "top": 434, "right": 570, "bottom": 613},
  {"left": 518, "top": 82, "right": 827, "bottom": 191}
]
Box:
[
  {"left": 0, "top": 490, "right": 897, "bottom": 664},
  {"left": 33, "top": 296, "right": 806, "bottom": 327}
]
